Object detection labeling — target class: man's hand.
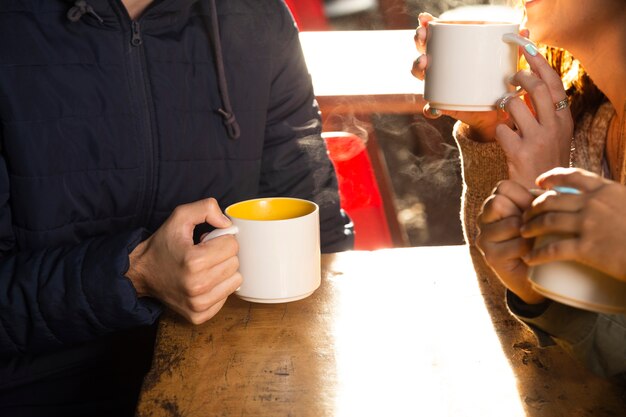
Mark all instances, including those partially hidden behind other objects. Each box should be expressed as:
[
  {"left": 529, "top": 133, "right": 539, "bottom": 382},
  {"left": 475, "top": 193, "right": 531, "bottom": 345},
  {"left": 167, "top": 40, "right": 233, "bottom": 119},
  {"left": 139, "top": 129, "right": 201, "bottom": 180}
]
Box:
[{"left": 127, "top": 198, "right": 242, "bottom": 324}]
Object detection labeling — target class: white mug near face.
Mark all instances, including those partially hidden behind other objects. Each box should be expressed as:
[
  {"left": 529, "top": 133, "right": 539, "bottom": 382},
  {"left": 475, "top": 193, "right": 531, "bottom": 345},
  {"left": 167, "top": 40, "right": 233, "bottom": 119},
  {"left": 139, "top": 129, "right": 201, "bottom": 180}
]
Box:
[
  {"left": 203, "top": 197, "right": 321, "bottom": 304},
  {"left": 424, "top": 20, "right": 522, "bottom": 111}
]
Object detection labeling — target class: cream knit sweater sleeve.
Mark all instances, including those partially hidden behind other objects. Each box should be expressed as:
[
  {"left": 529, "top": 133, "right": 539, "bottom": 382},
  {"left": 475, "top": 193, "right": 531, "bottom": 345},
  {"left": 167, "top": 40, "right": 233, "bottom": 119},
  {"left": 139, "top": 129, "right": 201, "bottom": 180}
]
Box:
[{"left": 452, "top": 122, "right": 508, "bottom": 247}]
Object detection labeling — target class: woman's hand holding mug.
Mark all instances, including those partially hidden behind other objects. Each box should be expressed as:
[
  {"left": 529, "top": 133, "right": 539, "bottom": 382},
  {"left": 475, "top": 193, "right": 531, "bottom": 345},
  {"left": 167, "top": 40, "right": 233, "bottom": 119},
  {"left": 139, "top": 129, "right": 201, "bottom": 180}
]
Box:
[
  {"left": 412, "top": 12, "right": 508, "bottom": 141},
  {"left": 478, "top": 168, "right": 626, "bottom": 312},
  {"left": 412, "top": 12, "right": 573, "bottom": 188},
  {"left": 476, "top": 180, "right": 545, "bottom": 305},
  {"left": 522, "top": 168, "right": 626, "bottom": 282}
]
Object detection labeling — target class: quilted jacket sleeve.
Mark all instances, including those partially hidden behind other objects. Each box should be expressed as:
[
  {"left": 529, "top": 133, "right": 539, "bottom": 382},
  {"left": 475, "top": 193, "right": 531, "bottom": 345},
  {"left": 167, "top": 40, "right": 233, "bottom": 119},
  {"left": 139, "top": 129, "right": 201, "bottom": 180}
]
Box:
[
  {"left": 259, "top": 1, "right": 353, "bottom": 253},
  {"left": 0, "top": 153, "right": 161, "bottom": 355}
]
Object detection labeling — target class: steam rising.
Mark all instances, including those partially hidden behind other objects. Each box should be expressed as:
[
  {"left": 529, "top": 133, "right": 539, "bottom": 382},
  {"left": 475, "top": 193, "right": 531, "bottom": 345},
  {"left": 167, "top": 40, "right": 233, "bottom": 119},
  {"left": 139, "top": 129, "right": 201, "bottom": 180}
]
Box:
[
  {"left": 405, "top": 0, "right": 518, "bottom": 19},
  {"left": 317, "top": 0, "right": 518, "bottom": 245},
  {"left": 317, "top": 105, "right": 463, "bottom": 246},
  {"left": 371, "top": 113, "right": 464, "bottom": 246}
]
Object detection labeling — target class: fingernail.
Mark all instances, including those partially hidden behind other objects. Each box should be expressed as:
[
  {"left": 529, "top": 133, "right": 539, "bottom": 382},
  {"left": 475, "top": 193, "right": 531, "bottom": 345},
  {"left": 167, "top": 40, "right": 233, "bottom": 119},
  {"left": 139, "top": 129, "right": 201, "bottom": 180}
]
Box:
[
  {"left": 414, "top": 55, "right": 422, "bottom": 66},
  {"left": 502, "top": 33, "right": 538, "bottom": 56},
  {"left": 428, "top": 107, "right": 441, "bottom": 117},
  {"left": 524, "top": 42, "right": 539, "bottom": 56},
  {"left": 553, "top": 186, "right": 581, "bottom": 195}
]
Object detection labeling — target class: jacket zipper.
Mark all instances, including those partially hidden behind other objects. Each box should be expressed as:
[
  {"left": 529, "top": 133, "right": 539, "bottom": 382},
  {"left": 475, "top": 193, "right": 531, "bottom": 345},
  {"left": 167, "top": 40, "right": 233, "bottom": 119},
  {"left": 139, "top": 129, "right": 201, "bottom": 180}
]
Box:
[
  {"left": 128, "top": 20, "right": 158, "bottom": 227},
  {"left": 131, "top": 21, "right": 143, "bottom": 46}
]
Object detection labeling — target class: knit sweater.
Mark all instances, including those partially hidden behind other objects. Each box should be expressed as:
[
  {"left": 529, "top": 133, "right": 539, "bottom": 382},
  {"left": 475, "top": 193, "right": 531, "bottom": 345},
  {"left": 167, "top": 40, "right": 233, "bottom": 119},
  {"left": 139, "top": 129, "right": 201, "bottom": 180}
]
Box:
[{"left": 454, "top": 102, "right": 626, "bottom": 377}]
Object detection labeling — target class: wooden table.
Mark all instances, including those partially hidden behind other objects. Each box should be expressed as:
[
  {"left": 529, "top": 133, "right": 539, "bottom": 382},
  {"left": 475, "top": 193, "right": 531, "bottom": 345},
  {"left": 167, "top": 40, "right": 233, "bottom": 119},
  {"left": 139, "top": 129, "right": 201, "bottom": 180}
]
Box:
[
  {"left": 136, "top": 246, "right": 626, "bottom": 417},
  {"left": 300, "top": 30, "right": 425, "bottom": 247}
]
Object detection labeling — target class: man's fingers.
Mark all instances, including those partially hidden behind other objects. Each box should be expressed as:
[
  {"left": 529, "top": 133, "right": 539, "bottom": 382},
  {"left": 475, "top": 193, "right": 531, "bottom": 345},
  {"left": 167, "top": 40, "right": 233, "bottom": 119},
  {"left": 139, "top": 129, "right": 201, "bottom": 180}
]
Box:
[
  {"left": 186, "top": 270, "right": 242, "bottom": 311},
  {"left": 186, "top": 297, "right": 228, "bottom": 325},
  {"left": 182, "top": 271, "right": 243, "bottom": 324},
  {"left": 169, "top": 198, "right": 232, "bottom": 242},
  {"left": 182, "top": 246, "right": 240, "bottom": 295}
]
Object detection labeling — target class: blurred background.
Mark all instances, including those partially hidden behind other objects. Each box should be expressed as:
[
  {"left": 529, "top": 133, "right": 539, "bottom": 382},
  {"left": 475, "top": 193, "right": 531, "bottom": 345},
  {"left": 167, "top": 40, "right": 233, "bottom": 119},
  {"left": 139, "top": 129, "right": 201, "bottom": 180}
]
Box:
[{"left": 288, "top": 0, "right": 517, "bottom": 247}]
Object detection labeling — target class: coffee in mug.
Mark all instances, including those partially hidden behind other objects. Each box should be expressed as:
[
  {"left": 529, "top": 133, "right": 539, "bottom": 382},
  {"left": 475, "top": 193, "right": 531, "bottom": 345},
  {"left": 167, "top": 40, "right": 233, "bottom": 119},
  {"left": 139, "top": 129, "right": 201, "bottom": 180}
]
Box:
[
  {"left": 424, "top": 20, "right": 521, "bottom": 111},
  {"left": 203, "top": 197, "right": 321, "bottom": 303}
]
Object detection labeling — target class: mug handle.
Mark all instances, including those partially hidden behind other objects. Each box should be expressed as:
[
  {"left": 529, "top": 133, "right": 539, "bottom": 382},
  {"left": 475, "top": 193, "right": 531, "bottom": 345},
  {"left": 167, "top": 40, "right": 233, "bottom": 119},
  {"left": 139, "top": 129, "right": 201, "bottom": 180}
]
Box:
[{"left": 201, "top": 225, "right": 239, "bottom": 242}]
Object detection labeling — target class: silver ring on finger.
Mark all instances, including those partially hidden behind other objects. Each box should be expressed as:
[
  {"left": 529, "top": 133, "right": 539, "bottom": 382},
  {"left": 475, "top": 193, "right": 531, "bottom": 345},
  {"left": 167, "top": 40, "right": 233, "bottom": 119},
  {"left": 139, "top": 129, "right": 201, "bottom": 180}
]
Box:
[
  {"left": 497, "top": 96, "right": 511, "bottom": 111},
  {"left": 554, "top": 97, "right": 569, "bottom": 111},
  {"left": 497, "top": 87, "right": 524, "bottom": 112}
]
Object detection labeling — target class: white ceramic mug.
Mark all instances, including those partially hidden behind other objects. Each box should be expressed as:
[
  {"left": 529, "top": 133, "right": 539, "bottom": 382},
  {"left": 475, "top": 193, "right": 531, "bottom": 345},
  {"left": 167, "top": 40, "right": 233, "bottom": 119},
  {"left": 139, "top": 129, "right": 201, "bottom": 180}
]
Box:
[
  {"left": 203, "top": 197, "right": 321, "bottom": 303},
  {"left": 424, "top": 20, "right": 521, "bottom": 111},
  {"left": 529, "top": 235, "right": 626, "bottom": 314}
]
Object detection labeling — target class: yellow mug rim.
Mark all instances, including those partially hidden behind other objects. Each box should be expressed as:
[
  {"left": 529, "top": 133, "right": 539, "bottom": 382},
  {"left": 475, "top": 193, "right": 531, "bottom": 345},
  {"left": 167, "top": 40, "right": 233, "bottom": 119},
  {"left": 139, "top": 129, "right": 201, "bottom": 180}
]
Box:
[{"left": 225, "top": 197, "right": 318, "bottom": 221}]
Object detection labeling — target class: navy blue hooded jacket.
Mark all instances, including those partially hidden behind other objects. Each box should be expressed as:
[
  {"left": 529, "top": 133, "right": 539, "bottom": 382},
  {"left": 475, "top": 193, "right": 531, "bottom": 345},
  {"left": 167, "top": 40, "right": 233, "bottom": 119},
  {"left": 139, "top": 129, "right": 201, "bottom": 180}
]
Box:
[{"left": 0, "top": 0, "right": 352, "bottom": 399}]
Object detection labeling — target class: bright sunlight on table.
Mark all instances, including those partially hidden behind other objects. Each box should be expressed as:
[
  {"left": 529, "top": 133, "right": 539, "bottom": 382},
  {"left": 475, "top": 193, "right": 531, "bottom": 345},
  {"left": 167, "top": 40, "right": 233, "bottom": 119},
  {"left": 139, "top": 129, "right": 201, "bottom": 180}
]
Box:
[
  {"left": 138, "top": 246, "right": 563, "bottom": 416},
  {"left": 326, "top": 248, "right": 524, "bottom": 416}
]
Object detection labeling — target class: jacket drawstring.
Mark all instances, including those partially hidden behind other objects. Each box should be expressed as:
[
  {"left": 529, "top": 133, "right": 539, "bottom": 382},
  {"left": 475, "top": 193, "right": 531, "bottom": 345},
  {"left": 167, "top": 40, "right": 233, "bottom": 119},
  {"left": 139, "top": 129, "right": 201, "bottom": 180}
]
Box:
[
  {"left": 67, "top": 0, "right": 104, "bottom": 23},
  {"left": 208, "top": 0, "right": 241, "bottom": 140},
  {"left": 66, "top": 0, "right": 240, "bottom": 140}
]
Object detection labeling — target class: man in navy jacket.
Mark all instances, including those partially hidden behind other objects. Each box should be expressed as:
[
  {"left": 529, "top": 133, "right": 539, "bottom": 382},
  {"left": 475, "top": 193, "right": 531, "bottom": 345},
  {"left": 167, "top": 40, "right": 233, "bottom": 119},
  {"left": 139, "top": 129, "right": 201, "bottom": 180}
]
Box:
[{"left": 0, "top": 0, "right": 353, "bottom": 415}]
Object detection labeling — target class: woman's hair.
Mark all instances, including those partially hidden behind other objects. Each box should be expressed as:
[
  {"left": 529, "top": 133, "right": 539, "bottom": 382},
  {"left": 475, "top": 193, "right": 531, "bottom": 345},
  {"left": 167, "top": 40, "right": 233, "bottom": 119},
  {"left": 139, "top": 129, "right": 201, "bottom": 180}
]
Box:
[{"left": 545, "top": 47, "right": 608, "bottom": 123}]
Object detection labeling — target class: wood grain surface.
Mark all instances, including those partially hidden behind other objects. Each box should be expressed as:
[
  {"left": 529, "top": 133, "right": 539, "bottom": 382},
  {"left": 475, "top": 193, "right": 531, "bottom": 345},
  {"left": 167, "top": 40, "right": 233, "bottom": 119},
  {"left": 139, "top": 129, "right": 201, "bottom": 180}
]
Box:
[{"left": 137, "top": 246, "right": 626, "bottom": 417}]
